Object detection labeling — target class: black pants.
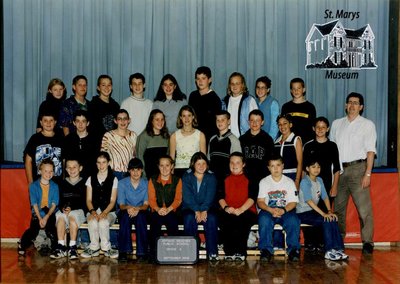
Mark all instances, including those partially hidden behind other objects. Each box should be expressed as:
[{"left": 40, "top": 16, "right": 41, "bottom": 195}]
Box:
[
  {"left": 20, "top": 210, "right": 57, "bottom": 250},
  {"left": 220, "top": 210, "right": 256, "bottom": 256}
]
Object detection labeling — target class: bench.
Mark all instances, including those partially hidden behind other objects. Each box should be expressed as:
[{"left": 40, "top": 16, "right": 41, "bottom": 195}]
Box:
[{"left": 78, "top": 223, "right": 310, "bottom": 257}]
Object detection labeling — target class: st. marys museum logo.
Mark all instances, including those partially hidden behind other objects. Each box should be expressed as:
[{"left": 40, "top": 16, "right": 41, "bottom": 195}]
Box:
[{"left": 305, "top": 19, "right": 377, "bottom": 78}]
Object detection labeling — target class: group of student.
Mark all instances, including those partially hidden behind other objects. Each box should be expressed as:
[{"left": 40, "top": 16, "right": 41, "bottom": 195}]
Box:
[{"left": 19, "top": 66, "right": 364, "bottom": 264}]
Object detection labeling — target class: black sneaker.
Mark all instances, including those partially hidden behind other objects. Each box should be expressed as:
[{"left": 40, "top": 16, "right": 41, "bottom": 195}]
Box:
[
  {"left": 288, "top": 250, "right": 300, "bottom": 261},
  {"left": 50, "top": 244, "right": 67, "bottom": 259},
  {"left": 68, "top": 245, "right": 78, "bottom": 259},
  {"left": 118, "top": 252, "right": 128, "bottom": 262},
  {"left": 17, "top": 241, "right": 25, "bottom": 256},
  {"left": 362, "top": 243, "right": 374, "bottom": 254},
  {"left": 136, "top": 255, "right": 148, "bottom": 263},
  {"left": 260, "top": 250, "right": 272, "bottom": 262}
]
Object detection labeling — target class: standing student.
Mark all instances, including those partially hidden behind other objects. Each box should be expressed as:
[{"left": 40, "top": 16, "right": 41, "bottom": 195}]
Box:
[
  {"left": 188, "top": 66, "right": 222, "bottom": 143},
  {"left": 218, "top": 152, "right": 257, "bottom": 261},
  {"left": 81, "top": 152, "right": 118, "bottom": 259},
  {"left": 254, "top": 76, "right": 280, "bottom": 140},
  {"left": 257, "top": 154, "right": 301, "bottom": 262},
  {"left": 274, "top": 114, "right": 303, "bottom": 190},
  {"left": 121, "top": 73, "right": 153, "bottom": 135},
  {"left": 148, "top": 155, "right": 182, "bottom": 260},
  {"left": 281, "top": 77, "right": 316, "bottom": 144},
  {"left": 18, "top": 159, "right": 59, "bottom": 256},
  {"left": 208, "top": 110, "right": 242, "bottom": 190},
  {"left": 89, "top": 75, "right": 120, "bottom": 148},
  {"left": 36, "top": 78, "right": 67, "bottom": 134},
  {"left": 169, "top": 105, "right": 206, "bottom": 177},
  {"left": 59, "top": 75, "right": 90, "bottom": 136},
  {"left": 50, "top": 158, "right": 87, "bottom": 259},
  {"left": 63, "top": 110, "right": 98, "bottom": 179},
  {"left": 101, "top": 109, "right": 137, "bottom": 180},
  {"left": 222, "top": 72, "right": 258, "bottom": 138},
  {"left": 182, "top": 152, "right": 219, "bottom": 261},
  {"left": 117, "top": 158, "right": 149, "bottom": 262},
  {"left": 296, "top": 157, "right": 348, "bottom": 261},
  {"left": 153, "top": 74, "right": 187, "bottom": 134},
  {"left": 136, "top": 109, "right": 169, "bottom": 179},
  {"left": 24, "top": 111, "right": 64, "bottom": 185},
  {"left": 330, "top": 92, "right": 376, "bottom": 254},
  {"left": 239, "top": 109, "right": 274, "bottom": 199}
]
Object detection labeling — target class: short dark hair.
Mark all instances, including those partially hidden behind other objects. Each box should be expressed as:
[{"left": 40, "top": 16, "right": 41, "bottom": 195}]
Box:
[
  {"left": 73, "top": 109, "right": 90, "bottom": 121},
  {"left": 97, "top": 74, "right": 113, "bottom": 86},
  {"left": 314, "top": 116, "right": 330, "bottom": 128},
  {"left": 229, "top": 151, "right": 245, "bottom": 163},
  {"left": 39, "top": 108, "right": 57, "bottom": 121},
  {"left": 249, "top": 109, "right": 264, "bottom": 121},
  {"left": 346, "top": 92, "right": 364, "bottom": 115},
  {"left": 303, "top": 154, "right": 321, "bottom": 170},
  {"left": 115, "top": 109, "right": 130, "bottom": 120},
  {"left": 72, "top": 75, "right": 88, "bottom": 85},
  {"left": 216, "top": 110, "right": 231, "bottom": 120},
  {"left": 290, "top": 77, "right": 305, "bottom": 89},
  {"left": 65, "top": 156, "right": 82, "bottom": 166},
  {"left": 276, "top": 113, "right": 293, "bottom": 124},
  {"left": 268, "top": 153, "right": 284, "bottom": 165},
  {"left": 255, "top": 76, "right": 272, "bottom": 89},
  {"left": 97, "top": 151, "right": 111, "bottom": 162},
  {"left": 129, "top": 73, "right": 146, "bottom": 85},
  {"left": 195, "top": 66, "right": 212, "bottom": 78}
]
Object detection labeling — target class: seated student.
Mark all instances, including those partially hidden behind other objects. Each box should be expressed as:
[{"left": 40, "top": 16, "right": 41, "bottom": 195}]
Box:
[
  {"left": 50, "top": 157, "right": 87, "bottom": 259},
  {"left": 208, "top": 110, "right": 242, "bottom": 189},
  {"left": 117, "top": 158, "right": 149, "bottom": 262},
  {"left": 182, "top": 152, "right": 219, "bottom": 262},
  {"left": 148, "top": 155, "right": 182, "bottom": 259},
  {"left": 296, "top": 157, "right": 348, "bottom": 261},
  {"left": 81, "top": 152, "right": 118, "bottom": 259},
  {"left": 188, "top": 66, "right": 222, "bottom": 143},
  {"left": 218, "top": 152, "right": 257, "bottom": 261},
  {"left": 257, "top": 154, "right": 301, "bottom": 262},
  {"left": 136, "top": 109, "right": 170, "bottom": 179},
  {"left": 18, "top": 159, "right": 59, "bottom": 256}
]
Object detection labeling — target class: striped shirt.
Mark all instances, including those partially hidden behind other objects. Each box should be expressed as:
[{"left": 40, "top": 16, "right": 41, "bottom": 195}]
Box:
[{"left": 101, "top": 130, "right": 137, "bottom": 172}]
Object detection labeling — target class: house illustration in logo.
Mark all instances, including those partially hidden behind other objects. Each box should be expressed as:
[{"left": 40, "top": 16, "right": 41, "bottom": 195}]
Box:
[{"left": 305, "top": 20, "right": 377, "bottom": 70}]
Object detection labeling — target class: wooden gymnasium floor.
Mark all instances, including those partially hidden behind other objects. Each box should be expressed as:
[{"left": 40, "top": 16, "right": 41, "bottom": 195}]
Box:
[{"left": 1, "top": 242, "right": 400, "bottom": 283}]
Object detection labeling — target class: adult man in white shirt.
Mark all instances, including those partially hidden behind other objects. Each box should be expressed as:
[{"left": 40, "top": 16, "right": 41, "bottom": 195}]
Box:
[{"left": 330, "top": 92, "right": 376, "bottom": 254}]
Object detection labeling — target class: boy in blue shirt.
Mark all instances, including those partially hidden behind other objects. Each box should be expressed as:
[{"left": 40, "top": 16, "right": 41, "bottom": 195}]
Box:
[
  {"left": 18, "top": 159, "right": 59, "bottom": 256},
  {"left": 117, "top": 158, "right": 149, "bottom": 262}
]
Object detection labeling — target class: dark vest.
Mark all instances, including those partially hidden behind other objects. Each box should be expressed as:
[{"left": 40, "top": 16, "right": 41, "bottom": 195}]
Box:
[
  {"left": 90, "top": 170, "right": 115, "bottom": 211},
  {"left": 151, "top": 175, "right": 180, "bottom": 208}
]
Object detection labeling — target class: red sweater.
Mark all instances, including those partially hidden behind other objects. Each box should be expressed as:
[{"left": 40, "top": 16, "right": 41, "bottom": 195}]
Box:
[{"left": 224, "top": 174, "right": 256, "bottom": 214}]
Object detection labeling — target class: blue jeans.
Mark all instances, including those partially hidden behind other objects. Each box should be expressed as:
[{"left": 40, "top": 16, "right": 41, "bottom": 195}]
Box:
[
  {"left": 183, "top": 209, "right": 218, "bottom": 256},
  {"left": 297, "top": 211, "right": 344, "bottom": 251},
  {"left": 118, "top": 210, "right": 148, "bottom": 256},
  {"left": 258, "top": 210, "right": 301, "bottom": 254}
]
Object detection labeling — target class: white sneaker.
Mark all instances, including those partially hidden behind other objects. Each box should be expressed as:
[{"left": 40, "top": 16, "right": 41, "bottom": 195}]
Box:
[
  {"left": 324, "top": 249, "right": 341, "bottom": 261},
  {"left": 333, "top": 249, "right": 349, "bottom": 260}
]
